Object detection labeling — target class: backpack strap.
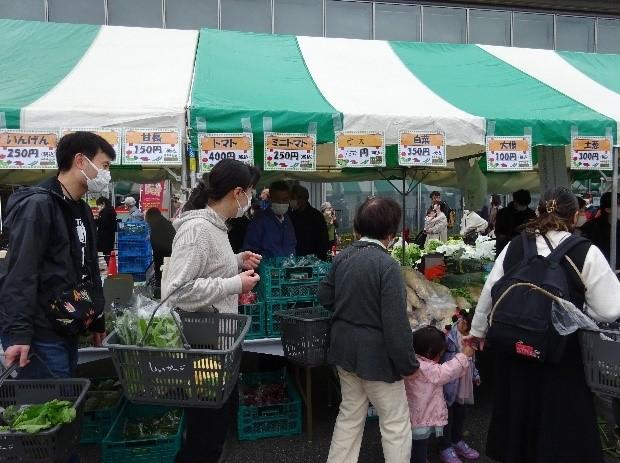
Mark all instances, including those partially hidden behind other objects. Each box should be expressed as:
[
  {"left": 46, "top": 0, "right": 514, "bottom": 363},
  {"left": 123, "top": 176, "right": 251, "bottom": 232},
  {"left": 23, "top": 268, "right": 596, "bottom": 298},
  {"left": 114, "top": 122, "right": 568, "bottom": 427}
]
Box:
[
  {"left": 546, "top": 234, "right": 589, "bottom": 264},
  {"left": 521, "top": 230, "right": 538, "bottom": 262}
]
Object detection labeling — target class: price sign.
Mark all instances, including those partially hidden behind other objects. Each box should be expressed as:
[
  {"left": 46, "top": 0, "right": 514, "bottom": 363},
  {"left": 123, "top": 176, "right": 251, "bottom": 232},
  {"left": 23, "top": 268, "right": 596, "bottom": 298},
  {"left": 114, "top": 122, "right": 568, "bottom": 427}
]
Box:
[
  {"left": 62, "top": 128, "right": 122, "bottom": 165},
  {"left": 122, "top": 129, "right": 182, "bottom": 166},
  {"left": 335, "top": 131, "right": 385, "bottom": 168},
  {"left": 570, "top": 136, "right": 613, "bottom": 170},
  {"left": 399, "top": 131, "right": 446, "bottom": 167},
  {"left": 199, "top": 133, "right": 254, "bottom": 173},
  {"left": 486, "top": 136, "right": 532, "bottom": 171},
  {"left": 264, "top": 133, "right": 316, "bottom": 171},
  {"left": 0, "top": 130, "right": 58, "bottom": 169}
]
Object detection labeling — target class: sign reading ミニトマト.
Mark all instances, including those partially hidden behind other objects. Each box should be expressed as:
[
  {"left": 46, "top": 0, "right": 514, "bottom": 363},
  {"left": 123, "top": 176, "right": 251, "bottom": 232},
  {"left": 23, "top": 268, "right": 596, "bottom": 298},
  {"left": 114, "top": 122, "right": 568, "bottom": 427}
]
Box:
[
  {"left": 199, "top": 133, "right": 254, "bottom": 173},
  {"left": 62, "top": 128, "right": 122, "bottom": 165},
  {"left": 264, "top": 133, "right": 316, "bottom": 171},
  {"left": 0, "top": 130, "right": 58, "bottom": 169},
  {"left": 399, "top": 131, "right": 446, "bottom": 167},
  {"left": 123, "top": 129, "right": 182, "bottom": 166},
  {"left": 335, "top": 131, "right": 385, "bottom": 168},
  {"left": 486, "top": 136, "right": 532, "bottom": 171},
  {"left": 570, "top": 136, "right": 613, "bottom": 170}
]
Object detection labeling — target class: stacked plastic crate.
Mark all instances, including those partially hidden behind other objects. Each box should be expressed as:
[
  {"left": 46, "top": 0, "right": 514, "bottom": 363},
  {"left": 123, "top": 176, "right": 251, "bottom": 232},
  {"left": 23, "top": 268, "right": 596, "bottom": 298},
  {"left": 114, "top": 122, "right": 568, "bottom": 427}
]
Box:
[
  {"left": 117, "top": 222, "right": 153, "bottom": 282},
  {"left": 258, "top": 257, "right": 329, "bottom": 338}
]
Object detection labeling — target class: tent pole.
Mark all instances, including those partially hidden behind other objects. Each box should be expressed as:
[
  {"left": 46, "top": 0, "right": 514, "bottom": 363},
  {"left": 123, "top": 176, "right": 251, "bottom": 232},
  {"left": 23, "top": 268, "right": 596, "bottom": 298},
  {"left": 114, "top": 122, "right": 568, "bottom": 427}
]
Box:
[
  {"left": 402, "top": 168, "right": 407, "bottom": 266},
  {"left": 611, "top": 147, "right": 618, "bottom": 271}
]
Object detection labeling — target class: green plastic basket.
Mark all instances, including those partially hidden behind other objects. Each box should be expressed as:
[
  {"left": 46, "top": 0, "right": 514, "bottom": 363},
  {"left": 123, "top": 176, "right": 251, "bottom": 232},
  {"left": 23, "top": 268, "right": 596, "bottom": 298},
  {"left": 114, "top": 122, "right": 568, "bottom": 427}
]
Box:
[
  {"left": 258, "top": 258, "right": 321, "bottom": 300},
  {"left": 80, "top": 379, "right": 125, "bottom": 444},
  {"left": 237, "top": 370, "right": 302, "bottom": 441},
  {"left": 101, "top": 403, "right": 184, "bottom": 463},
  {"left": 265, "top": 298, "right": 316, "bottom": 338},
  {"left": 238, "top": 302, "right": 266, "bottom": 340}
]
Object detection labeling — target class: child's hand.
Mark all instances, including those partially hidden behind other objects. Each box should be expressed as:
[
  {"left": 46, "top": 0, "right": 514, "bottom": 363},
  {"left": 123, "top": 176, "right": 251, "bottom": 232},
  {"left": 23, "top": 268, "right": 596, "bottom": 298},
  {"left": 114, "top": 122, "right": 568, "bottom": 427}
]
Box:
[
  {"left": 475, "top": 378, "right": 481, "bottom": 387},
  {"left": 462, "top": 345, "right": 475, "bottom": 357}
]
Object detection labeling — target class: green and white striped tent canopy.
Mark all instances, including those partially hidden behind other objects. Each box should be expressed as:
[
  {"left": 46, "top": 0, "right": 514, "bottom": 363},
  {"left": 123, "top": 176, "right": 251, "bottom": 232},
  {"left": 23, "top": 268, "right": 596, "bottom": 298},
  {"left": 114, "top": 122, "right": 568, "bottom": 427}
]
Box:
[{"left": 190, "top": 28, "right": 620, "bottom": 169}]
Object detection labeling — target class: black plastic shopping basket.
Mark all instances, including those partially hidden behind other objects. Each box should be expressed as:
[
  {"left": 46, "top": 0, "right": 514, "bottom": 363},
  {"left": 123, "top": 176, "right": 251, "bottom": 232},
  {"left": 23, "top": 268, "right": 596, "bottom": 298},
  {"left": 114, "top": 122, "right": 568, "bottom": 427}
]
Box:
[
  {"left": 580, "top": 325, "right": 620, "bottom": 398},
  {"left": 277, "top": 306, "right": 331, "bottom": 368}
]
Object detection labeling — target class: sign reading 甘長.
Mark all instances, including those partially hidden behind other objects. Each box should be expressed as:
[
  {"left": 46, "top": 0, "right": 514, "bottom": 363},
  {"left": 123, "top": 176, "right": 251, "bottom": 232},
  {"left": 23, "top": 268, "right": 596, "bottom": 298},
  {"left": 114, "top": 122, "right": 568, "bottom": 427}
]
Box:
[
  {"left": 570, "top": 135, "right": 613, "bottom": 170},
  {"left": 264, "top": 133, "right": 316, "bottom": 171},
  {"left": 62, "top": 128, "right": 122, "bottom": 165},
  {"left": 399, "top": 131, "right": 446, "bottom": 167},
  {"left": 122, "top": 129, "right": 182, "bottom": 166},
  {"left": 199, "top": 133, "right": 254, "bottom": 173},
  {"left": 0, "top": 130, "right": 58, "bottom": 169},
  {"left": 486, "top": 135, "right": 533, "bottom": 172},
  {"left": 335, "top": 131, "right": 385, "bottom": 168}
]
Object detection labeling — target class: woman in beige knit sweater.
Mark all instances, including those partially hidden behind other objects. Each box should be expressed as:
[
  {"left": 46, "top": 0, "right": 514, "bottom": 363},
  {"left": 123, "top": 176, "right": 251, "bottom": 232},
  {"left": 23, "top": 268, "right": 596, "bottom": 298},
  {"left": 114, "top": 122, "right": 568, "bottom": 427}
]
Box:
[{"left": 162, "top": 159, "right": 262, "bottom": 463}]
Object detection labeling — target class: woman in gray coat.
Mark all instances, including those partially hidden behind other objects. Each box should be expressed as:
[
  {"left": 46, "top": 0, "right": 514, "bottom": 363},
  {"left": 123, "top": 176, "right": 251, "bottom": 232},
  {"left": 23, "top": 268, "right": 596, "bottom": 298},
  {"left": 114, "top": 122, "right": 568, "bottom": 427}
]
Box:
[{"left": 319, "top": 197, "right": 419, "bottom": 463}]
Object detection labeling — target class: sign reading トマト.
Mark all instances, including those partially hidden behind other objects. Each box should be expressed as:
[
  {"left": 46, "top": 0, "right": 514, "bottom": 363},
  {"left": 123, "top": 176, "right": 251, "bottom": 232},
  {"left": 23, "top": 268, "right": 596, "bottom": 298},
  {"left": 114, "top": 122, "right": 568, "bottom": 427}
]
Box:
[
  {"left": 199, "top": 133, "right": 254, "bottom": 173},
  {"left": 62, "top": 128, "right": 122, "bottom": 165},
  {"left": 335, "top": 131, "right": 385, "bottom": 168},
  {"left": 486, "top": 136, "right": 533, "bottom": 171},
  {"left": 570, "top": 136, "right": 613, "bottom": 170},
  {"left": 399, "top": 131, "right": 446, "bottom": 167},
  {"left": 123, "top": 129, "right": 182, "bottom": 166},
  {"left": 264, "top": 133, "right": 316, "bottom": 171},
  {"left": 0, "top": 131, "right": 58, "bottom": 169}
]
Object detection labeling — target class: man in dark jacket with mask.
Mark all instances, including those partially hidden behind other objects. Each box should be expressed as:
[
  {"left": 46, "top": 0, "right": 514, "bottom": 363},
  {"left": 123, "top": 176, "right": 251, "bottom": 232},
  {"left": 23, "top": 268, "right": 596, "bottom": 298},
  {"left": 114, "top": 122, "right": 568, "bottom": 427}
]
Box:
[{"left": 0, "top": 131, "right": 115, "bottom": 379}]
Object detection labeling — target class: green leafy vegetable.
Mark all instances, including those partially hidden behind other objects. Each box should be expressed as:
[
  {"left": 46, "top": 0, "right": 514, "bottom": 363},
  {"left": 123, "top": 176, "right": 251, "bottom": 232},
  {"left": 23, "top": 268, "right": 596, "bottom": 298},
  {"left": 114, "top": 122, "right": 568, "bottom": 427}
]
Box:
[
  {"left": 425, "top": 239, "right": 443, "bottom": 253},
  {"left": 122, "top": 409, "right": 181, "bottom": 440},
  {"left": 391, "top": 243, "right": 422, "bottom": 267},
  {"left": 114, "top": 311, "right": 182, "bottom": 348},
  {"left": 0, "top": 400, "right": 75, "bottom": 434}
]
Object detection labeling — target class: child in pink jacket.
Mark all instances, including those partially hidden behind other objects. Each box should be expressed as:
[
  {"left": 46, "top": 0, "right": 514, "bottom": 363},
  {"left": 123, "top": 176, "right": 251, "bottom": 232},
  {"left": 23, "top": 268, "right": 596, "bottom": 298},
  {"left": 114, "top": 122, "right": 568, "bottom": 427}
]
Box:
[{"left": 405, "top": 326, "right": 474, "bottom": 463}]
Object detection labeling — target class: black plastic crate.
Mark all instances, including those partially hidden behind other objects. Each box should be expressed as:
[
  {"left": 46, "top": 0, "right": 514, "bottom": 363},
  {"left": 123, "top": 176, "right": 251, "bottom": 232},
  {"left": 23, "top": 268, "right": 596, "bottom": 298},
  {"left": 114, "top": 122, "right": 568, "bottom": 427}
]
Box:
[
  {"left": 580, "top": 329, "right": 620, "bottom": 398},
  {"left": 266, "top": 298, "right": 316, "bottom": 338}
]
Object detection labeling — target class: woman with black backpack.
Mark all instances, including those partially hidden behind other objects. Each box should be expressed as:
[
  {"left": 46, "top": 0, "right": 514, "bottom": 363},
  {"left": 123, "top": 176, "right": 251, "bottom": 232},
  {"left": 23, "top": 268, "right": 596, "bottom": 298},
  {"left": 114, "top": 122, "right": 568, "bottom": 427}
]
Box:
[{"left": 466, "top": 187, "right": 620, "bottom": 463}]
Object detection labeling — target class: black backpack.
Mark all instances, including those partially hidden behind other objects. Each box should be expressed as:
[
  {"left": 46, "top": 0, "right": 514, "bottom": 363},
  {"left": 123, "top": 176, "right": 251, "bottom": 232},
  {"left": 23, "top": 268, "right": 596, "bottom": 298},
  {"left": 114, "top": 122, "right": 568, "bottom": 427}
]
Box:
[{"left": 487, "top": 231, "right": 589, "bottom": 363}]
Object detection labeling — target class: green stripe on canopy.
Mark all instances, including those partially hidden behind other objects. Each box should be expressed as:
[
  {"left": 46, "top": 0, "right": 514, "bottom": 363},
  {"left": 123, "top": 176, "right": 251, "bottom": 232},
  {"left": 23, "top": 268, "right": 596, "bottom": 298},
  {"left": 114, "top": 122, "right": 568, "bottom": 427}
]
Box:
[
  {"left": 390, "top": 42, "right": 614, "bottom": 145},
  {"left": 190, "top": 29, "right": 339, "bottom": 145},
  {"left": 558, "top": 51, "right": 620, "bottom": 94},
  {"left": 0, "top": 19, "right": 99, "bottom": 128}
]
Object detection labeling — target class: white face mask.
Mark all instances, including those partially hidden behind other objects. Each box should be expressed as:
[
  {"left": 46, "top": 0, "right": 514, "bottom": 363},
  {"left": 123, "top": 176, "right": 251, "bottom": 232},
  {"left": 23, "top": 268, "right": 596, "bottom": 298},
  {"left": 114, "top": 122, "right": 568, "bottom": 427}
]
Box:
[
  {"left": 235, "top": 190, "right": 251, "bottom": 218},
  {"left": 81, "top": 156, "right": 111, "bottom": 193},
  {"left": 271, "top": 203, "right": 289, "bottom": 216},
  {"left": 289, "top": 199, "right": 299, "bottom": 211}
]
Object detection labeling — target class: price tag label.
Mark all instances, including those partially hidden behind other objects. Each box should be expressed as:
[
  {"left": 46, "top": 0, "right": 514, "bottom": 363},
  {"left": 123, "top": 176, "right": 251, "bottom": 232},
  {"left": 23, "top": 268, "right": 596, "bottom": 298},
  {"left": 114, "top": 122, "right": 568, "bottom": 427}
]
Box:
[
  {"left": 335, "top": 131, "right": 385, "bottom": 168},
  {"left": 0, "top": 130, "right": 58, "bottom": 169},
  {"left": 122, "top": 129, "right": 182, "bottom": 166},
  {"left": 570, "top": 136, "right": 612, "bottom": 170},
  {"left": 264, "top": 133, "right": 316, "bottom": 171},
  {"left": 486, "top": 136, "right": 533, "bottom": 171},
  {"left": 199, "top": 133, "right": 254, "bottom": 173},
  {"left": 62, "top": 128, "right": 122, "bottom": 165},
  {"left": 399, "top": 131, "right": 446, "bottom": 167}
]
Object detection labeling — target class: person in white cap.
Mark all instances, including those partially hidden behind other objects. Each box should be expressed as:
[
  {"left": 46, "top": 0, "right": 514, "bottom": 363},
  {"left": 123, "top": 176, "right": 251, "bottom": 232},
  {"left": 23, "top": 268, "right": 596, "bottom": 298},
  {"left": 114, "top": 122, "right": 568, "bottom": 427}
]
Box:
[{"left": 123, "top": 196, "right": 144, "bottom": 222}]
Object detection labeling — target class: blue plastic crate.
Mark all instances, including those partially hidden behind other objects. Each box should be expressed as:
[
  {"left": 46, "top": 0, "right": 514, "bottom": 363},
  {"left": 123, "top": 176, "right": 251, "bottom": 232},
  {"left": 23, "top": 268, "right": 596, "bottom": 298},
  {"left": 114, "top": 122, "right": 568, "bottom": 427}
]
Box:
[
  {"left": 117, "top": 240, "right": 152, "bottom": 258},
  {"left": 117, "top": 222, "right": 150, "bottom": 242},
  {"left": 118, "top": 256, "right": 152, "bottom": 274},
  {"left": 238, "top": 370, "right": 302, "bottom": 441},
  {"left": 266, "top": 298, "right": 315, "bottom": 338},
  {"left": 238, "top": 302, "right": 266, "bottom": 340}
]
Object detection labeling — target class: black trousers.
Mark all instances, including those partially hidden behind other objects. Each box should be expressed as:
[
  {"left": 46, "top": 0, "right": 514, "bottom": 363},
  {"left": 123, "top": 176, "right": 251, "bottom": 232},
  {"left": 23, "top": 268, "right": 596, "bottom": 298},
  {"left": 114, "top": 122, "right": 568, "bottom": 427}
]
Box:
[
  {"left": 411, "top": 438, "right": 429, "bottom": 463},
  {"left": 175, "top": 386, "right": 238, "bottom": 463},
  {"left": 438, "top": 402, "right": 467, "bottom": 450}
]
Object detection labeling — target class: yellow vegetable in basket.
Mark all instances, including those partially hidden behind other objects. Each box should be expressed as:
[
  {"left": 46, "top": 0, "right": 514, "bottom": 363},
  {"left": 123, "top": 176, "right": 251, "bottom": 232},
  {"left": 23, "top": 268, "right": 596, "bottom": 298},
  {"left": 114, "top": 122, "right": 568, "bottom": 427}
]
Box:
[{"left": 193, "top": 358, "right": 221, "bottom": 386}]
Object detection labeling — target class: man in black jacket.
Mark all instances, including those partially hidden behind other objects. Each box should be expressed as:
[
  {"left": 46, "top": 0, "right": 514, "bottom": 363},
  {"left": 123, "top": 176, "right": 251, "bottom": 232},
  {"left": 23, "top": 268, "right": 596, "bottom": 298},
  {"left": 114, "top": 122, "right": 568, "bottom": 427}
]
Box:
[
  {"left": 494, "top": 189, "right": 537, "bottom": 257},
  {"left": 290, "top": 185, "right": 330, "bottom": 260},
  {"left": 0, "top": 132, "right": 115, "bottom": 378}
]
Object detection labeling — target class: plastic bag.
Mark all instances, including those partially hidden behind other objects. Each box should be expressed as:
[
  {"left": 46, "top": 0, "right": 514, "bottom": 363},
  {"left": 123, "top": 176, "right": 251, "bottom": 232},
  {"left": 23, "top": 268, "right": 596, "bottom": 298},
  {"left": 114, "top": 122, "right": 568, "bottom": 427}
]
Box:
[
  {"left": 113, "top": 293, "right": 183, "bottom": 348},
  {"left": 551, "top": 298, "right": 599, "bottom": 336}
]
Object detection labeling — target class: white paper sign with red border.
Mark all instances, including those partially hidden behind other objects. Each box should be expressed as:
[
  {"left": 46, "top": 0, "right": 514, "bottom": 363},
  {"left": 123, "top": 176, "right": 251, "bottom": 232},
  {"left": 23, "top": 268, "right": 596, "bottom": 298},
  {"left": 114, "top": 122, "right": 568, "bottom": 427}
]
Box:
[
  {"left": 199, "top": 133, "right": 254, "bottom": 173},
  {"left": 264, "top": 133, "right": 316, "bottom": 172},
  {"left": 61, "top": 128, "right": 122, "bottom": 165},
  {"left": 399, "top": 131, "right": 447, "bottom": 167},
  {"left": 122, "top": 129, "right": 182, "bottom": 166},
  {"left": 570, "top": 136, "right": 613, "bottom": 171},
  {"left": 0, "top": 130, "right": 59, "bottom": 169},
  {"left": 486, "top": 135, "right": 533, "bottom": 171},
  {"left": 335, "top": 131, "right": 385, "bottom": 168}
]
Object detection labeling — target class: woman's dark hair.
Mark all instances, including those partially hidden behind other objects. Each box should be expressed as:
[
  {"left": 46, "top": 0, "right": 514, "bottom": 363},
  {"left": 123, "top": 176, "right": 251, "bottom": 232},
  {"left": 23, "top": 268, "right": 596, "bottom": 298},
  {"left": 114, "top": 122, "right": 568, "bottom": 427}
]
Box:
[
  {"left": 184, "top": 159, "right": 260, "bottom": 212},
  {"left": 451, "top": 309, "right": 473, "bottom": 330},
  {"left": 525, "top": 187, "right": 578, "bottom": 236},
  {"left": 491, "top": 195, "right": 501, "bottom": 207},
  {"left": 437, "top": 201, "right": 447, "bottom": 214},
  {"left": 430, "top": 191, "right": 441, "bottom": 199},
  {"left": 56, "top": 131, "right": 116, "bottom": 172},
  {"left": 513, "top": 189, "right": 532, "bottom": 207},
  {"left": 577, "top": 197, "right": 586, "bottom": 210},
  {"left": 270, "top": 181, "right": 290, "bottom": 194},
  {"left": 353, "top": 197, "right": 401, "bottom": 240},
  {"left": 96, "top": 196, "right": 111, "bottom": 208},
  {"left": 412, "top": 326, "right": 447, "bottom": 360}
]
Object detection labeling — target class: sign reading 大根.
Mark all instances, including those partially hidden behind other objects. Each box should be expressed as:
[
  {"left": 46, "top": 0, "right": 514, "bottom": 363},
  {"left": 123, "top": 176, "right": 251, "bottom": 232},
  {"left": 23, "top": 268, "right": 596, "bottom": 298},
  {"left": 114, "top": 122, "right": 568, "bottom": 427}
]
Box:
[
  {"left": 123, "top": 129, "right": 182, "bottom": 166},
  {"left": 264, "top": 133, "right": 316, "bottom": 171},
  {"left": 486, "top": 136, "right": 533, "bottom": 171},
  {"left": 0, "top": 130, "right": 58, "bottom": 169},
  {"left": 399, "top": 131, "right": 446, "bottom": 167},
  {"left": 335, "top": 131, "right": 385, "bottom": 168},
  {"left": 570, "top": 136, "right": 613, "bottom": 170},
  {"left": 199, "top": 133, "right": 254, "bottom": 173}
]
